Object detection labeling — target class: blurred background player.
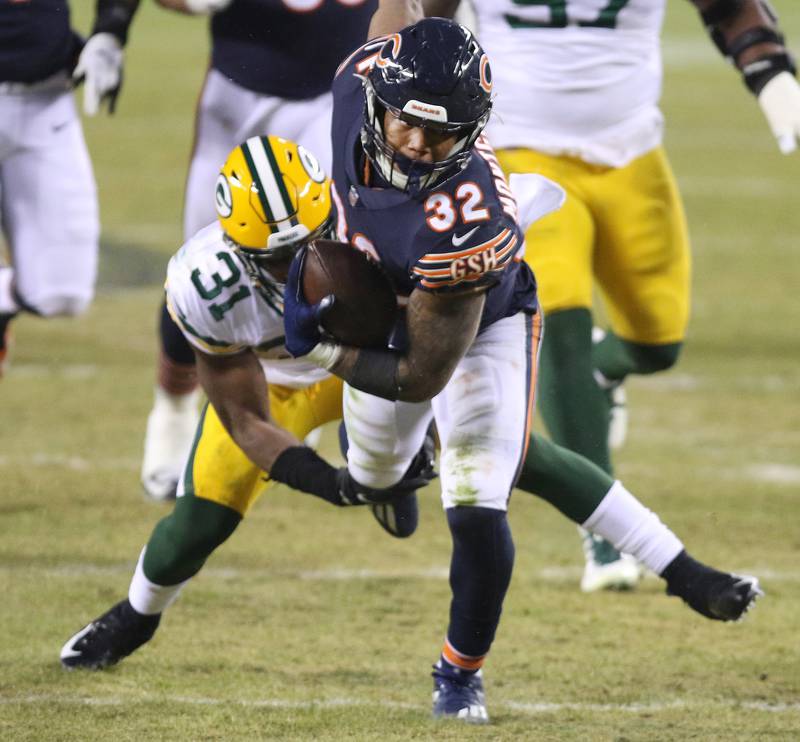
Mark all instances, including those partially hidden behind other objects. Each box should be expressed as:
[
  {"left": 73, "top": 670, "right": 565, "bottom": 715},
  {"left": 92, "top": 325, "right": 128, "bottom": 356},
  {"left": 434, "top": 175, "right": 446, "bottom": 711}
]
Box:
[
  {"left": 140, "top": 0, "right": 378, "bottom": 500},
  {"left": 0, "top": 0, "right": 140, "bottom": 375},
  {"left": 425, "top": 0, "right": 800, "bottom": 591},
  {"left": 61, "top": 135, "right": 433, "bottom": 670}
]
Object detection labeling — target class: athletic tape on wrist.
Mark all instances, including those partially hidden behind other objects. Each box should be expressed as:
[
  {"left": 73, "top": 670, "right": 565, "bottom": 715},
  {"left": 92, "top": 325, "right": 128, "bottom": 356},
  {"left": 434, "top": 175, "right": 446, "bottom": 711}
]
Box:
[{"left": 306, "top": 342, "right": 343, "bottom": 370}]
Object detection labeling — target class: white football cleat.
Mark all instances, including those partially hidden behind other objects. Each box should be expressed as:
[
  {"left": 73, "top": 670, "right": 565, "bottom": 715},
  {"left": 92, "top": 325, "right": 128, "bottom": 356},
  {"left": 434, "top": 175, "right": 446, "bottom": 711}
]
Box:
[
  {"left": 579, "top": 528, "right": 643, "bottom": 593},
  {"left": 141, "top": 387, "right": 202, "bottom": 501},
  {"left": 591, "top": 327, "right": 628, "bottom": 450}
]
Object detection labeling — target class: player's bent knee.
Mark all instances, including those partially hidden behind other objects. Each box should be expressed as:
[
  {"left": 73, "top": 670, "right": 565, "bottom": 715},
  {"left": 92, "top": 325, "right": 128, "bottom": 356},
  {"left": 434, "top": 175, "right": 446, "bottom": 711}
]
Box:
[
  {"left": 441, "top": 447, "right": 512, "bottom": 510},
  {"left": 347, "top": 456, "right": 410, "bottom": 490},
  {"left": 144, "top": 498, "right": 241, "bottom": 585},
  {"left": 625, "top": 340, "right": 683, "bottom": 374}
]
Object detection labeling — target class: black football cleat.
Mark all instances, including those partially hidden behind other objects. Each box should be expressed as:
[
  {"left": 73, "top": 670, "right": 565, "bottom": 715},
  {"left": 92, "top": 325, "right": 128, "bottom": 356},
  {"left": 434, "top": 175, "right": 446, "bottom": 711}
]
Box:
[
  {"left": 370, "top": 493, "right": 419, "bottom": 539},
  {"left": 60, "top": 599, "right": 160, "bottom": 669},
  {"left": 663, "top": 551, "right": 763, "bottom": 622}
]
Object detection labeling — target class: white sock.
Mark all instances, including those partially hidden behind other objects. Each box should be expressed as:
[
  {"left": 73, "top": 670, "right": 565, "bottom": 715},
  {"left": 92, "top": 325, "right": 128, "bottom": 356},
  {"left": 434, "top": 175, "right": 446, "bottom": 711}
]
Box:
[
  {"left": 0, "top": 267, "right": 19, "bottom": 314},
  {"left": 128, "top": 547, "right": 191, "bottom": 615},
  {"left": 582, "top": 481, "right": 683, "bottom": 575},
  {"left": 153, "top": 385, "right": 202, "bottom": 413}
]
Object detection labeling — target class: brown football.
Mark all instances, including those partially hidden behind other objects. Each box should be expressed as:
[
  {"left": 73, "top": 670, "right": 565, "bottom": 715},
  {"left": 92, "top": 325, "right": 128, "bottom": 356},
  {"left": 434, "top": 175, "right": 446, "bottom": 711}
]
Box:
[{"left": 302, "top": 239, "right": 398, "bottom": 348}]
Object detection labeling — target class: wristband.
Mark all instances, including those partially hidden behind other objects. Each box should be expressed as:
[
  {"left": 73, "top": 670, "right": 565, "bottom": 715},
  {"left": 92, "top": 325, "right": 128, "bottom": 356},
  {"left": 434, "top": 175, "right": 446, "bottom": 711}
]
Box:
[
  {"left": 743, "top": 51, "right": 797, "bottom": 94},
  {"left": 349, "top": 349, "right": 401, "bottom": 401},
  {"left": 269, "top": 446, "right": 342, "bottom": 505}
]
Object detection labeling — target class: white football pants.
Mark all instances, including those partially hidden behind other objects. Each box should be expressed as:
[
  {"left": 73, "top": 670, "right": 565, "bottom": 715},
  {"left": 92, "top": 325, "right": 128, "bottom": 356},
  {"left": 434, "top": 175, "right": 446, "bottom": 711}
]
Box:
[
  {"left": 183, "top": 69, "right": 334, "bottom": 240},
  {"left": 344, "top": 311, "right": 542, "bottom": 511},
  {"left": 0, "top": 74, "right": 99, "bottom": 316}
]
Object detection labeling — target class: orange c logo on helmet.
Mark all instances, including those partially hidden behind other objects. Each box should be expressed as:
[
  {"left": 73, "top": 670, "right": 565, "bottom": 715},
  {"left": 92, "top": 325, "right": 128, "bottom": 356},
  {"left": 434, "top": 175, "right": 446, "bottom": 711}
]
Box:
[
  {"left": 376, "top": 33, "right": 402, "bottom": 68},
  {"left": 479, "top": 54, "right": 492, "bottom": 94}
]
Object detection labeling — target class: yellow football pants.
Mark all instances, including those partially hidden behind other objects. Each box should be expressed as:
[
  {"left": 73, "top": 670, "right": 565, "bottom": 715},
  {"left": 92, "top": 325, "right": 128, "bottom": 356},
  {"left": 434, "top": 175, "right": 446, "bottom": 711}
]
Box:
[
  {"left": 496, "top": 146, "right": 691, "bottom": 344},
  {"left": 179, "top": 376, "right": 344, "bottom": 516}
]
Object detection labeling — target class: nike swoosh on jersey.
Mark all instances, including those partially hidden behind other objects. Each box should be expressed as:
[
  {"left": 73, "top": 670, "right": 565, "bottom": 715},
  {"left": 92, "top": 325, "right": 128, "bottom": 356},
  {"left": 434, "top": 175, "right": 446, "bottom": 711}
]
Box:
[{"left": 451, "top": 226, "right": 480, "bottom": 247}]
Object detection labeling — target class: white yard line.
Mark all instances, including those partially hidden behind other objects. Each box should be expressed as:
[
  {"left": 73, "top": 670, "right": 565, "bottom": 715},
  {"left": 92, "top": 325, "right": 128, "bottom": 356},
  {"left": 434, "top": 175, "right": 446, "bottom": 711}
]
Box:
[
  {"left": 7, "top": 363, "right": 99, "bottom": 379},
  {"left": 0, "top": 562, "right": 797, "bottom": 582},
  {"left": 1, "top": 693, "right": 798, "bottom": 715},
  {"left": 0, "top": 453, "right": 138, "bottom": 472}
]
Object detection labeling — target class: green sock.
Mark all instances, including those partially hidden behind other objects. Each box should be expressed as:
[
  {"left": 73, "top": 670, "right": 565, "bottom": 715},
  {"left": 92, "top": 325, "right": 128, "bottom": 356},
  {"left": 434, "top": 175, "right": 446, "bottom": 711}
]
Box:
[
  {"left": 143, "top": 494, "right": 241, "bottom": 585},
  {"left": 517, "top": 433, "right": 614, "bottom": 523},
  {"left": 537, "top": 308, "right": 612, "bottom": 473},
  {"left": 593, "top": 333, "right": 682, "bottom": 382}
]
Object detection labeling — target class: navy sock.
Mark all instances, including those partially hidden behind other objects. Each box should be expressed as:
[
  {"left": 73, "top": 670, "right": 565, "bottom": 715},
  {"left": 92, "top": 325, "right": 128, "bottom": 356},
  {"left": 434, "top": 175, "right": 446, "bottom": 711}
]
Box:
[{"left": 445, "top": 507, "right": 514, "bottom": 660}]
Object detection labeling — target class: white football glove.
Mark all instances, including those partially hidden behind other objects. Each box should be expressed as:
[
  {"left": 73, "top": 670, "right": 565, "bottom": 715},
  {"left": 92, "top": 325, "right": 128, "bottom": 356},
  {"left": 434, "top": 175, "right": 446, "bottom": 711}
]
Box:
[
  {"left": 758, "top": 71, "right": 800, "bottom": 155},
  {"left": 184, "top": 0, "right": 234, "bottom": 14},
  {"left": 72, "top": 32, "right": 124, "bottom": 116}
]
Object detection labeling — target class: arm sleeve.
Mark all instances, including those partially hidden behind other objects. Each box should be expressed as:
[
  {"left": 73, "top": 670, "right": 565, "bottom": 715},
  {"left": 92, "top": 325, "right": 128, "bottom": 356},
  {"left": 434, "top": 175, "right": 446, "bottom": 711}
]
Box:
[{"left": 92, "top": 0, "right": 141, "bottom": 45}]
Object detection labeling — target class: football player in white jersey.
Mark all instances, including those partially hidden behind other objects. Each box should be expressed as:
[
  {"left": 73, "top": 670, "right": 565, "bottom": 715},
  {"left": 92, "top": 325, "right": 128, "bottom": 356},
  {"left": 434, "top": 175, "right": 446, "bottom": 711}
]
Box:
[
  {"left": 425, "top": 0, "right": 800, "bottom": 591},
  {"left": 60, "top": 136, "right": 433, "bottom": 670},
  {"left": 139, "top": 0, "right": 378, "bottom": 501},
  {"left": 0, "top": 0, "right": 140, "bottom": 375}
]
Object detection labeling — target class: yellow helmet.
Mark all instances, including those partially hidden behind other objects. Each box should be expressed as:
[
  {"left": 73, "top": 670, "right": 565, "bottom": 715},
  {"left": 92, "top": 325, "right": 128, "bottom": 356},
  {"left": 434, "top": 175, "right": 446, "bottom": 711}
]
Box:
[{"left": 214, "top": 135, "right": 334, "bottom": 264}]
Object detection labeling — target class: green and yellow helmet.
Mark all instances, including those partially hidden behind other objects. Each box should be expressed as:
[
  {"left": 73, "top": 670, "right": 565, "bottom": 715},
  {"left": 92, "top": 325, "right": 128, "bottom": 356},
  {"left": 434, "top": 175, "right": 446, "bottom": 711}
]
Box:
[{"left": 214, "top": 135, "right": 334, "bottom": 264}]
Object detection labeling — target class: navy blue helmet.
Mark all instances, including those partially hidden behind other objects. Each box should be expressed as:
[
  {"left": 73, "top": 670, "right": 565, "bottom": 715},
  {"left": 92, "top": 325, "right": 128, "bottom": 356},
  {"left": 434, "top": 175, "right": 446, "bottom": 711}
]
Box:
[{"left": 361, "top": 18, "right": 493, "bottom": 196}]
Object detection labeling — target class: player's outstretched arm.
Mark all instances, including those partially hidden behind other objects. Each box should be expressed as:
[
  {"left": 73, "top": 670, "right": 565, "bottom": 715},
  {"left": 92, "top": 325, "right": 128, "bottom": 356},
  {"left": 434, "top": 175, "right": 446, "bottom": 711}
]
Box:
[
  {"left": 195, "top": 348, "right": 419, "bottom": 507},
  {"left": 194, "top": 349, "right": 299, "bottom": 473},
  {"left": 72, "top": 0, "right": 141, "bottom": 116},
  {"left": 690, "top": 0, "right": 800, "bottom": 153},
  {"left": 368, "top": 0, "right": 423, "bottom": 39}
]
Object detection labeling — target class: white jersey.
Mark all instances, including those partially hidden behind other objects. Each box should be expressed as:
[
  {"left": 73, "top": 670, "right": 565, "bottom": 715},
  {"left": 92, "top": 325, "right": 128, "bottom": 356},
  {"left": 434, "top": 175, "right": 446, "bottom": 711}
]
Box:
[
  {"left": 165, "top": 222, "right": 328, "bottom": 389},
  {"left": 476, "top": 0, "right": 666, "bottom": 167}
]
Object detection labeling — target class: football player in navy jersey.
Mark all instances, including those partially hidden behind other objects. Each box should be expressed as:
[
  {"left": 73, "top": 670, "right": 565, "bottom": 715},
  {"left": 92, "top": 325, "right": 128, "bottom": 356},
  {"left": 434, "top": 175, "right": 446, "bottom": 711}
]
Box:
[
  {"left": 0, "top": 0, "right": 139, "bottom": 376},
  {"left": 140, "top": 0, "right": 379, "bottom": 501},
  {"left": 283, "top": 5, "right": 763, "bottom": 723}
]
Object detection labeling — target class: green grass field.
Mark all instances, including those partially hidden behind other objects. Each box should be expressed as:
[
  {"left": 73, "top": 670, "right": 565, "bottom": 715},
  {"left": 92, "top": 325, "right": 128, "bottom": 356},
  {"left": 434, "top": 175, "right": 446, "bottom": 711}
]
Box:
[{"left": 2, "top": 2, "right": 799, "bottom": 739}]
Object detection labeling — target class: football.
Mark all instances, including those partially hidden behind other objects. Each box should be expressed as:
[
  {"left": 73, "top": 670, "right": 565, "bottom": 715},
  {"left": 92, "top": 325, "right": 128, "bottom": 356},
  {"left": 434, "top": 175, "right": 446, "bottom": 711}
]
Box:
[{"left": 302, "top": 239, "right": 398, "bottom": 348}]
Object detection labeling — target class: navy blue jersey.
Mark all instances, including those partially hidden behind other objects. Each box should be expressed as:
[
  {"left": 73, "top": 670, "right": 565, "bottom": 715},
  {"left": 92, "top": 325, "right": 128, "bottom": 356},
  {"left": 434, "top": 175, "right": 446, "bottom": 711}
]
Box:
[
  {"left": 330, "top": 40, "right": 538, "bottom": 333},
  {"left": 212, "top": 0, "right": 376, "bottom": 99},
  {"left": 0, "top": 0, "right": 77, "bottom": 83}
]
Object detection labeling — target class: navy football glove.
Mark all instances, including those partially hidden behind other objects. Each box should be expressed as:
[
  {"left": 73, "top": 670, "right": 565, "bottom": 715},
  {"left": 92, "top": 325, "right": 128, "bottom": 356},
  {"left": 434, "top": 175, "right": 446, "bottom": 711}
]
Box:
[{"left": 283, "top": 246, "right": 334, "bottom": 358}]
